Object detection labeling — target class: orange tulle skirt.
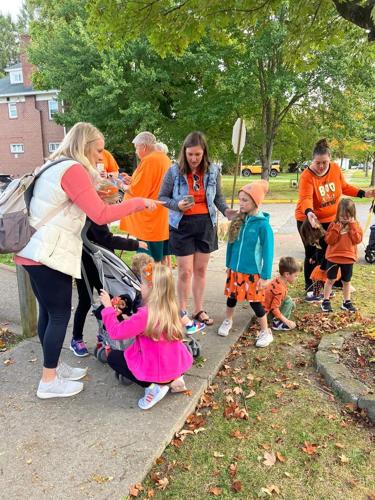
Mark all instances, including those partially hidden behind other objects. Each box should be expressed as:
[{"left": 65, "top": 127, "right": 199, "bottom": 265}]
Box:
[{"left": 224, "top": 269, "right": 265, "bottom": 303}]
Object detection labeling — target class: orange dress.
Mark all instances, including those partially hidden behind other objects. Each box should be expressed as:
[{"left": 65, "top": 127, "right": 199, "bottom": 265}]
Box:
[{"left": 224, "top": 270, "right": 265, "bottom": 303}]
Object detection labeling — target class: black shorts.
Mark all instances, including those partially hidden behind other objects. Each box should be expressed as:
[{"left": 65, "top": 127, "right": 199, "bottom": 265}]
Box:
[
  {"left": 169, "top": 214, "right": 218, "bottom": 257},
  {"left": 326, "top": 261, "right": 353, "bottom": 282}
]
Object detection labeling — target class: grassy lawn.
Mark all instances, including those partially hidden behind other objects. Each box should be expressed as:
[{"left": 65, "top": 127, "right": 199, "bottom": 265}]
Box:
[
  {"left": 222, "top": 170, "right": 373, "bottom": 202},
  {"left": 133, "top": 264, "right": 375, "bottom": 499}
]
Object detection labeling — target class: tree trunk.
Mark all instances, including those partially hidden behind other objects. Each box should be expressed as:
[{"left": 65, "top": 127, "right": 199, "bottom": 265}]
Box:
[{"left": 371, "top": 156, "right": 375, "bottom": 187}]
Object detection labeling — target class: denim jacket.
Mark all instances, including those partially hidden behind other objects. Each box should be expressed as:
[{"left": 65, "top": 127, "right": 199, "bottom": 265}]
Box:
[{"left": 158, "top": 162, "right": 228, "bottom": 229}]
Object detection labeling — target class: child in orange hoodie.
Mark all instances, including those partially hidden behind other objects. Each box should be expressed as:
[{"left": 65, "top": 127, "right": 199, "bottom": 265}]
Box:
[{"left": 321, "top": 199, "right": 363, "bottom": 313}]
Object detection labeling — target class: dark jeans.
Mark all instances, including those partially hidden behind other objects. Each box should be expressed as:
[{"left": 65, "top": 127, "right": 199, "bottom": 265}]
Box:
[
  {"left": 107, "top": 350, "right": 151, "bottom": 388},
  {"left": 72, "top": 255, "right": 102, "bottom": 340},
  {"left": 24, "top": 265, "right": 72, "bottom": 369}
]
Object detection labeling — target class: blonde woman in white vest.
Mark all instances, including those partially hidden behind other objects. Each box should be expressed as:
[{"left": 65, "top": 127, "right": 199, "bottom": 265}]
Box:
[{"left": 15, "top": 122, "right": 159, "bottom": 399}]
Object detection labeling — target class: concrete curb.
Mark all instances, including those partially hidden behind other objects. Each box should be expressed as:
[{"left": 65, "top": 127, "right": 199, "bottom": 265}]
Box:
[{"left": 315, "top": 331, "right": 375, "bottom": 422}]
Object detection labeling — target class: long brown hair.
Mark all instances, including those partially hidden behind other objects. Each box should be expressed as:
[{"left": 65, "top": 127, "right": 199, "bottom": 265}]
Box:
[
  {"left": 300, "top": 218, "right": 325, "bottom": 247},
  {"left": 228, "top": 212, "right": 247, "bottom": 243},
  {"left": 313, "top": 138, "right": 331, "bottom": 158},
  {"left": 142, "top": 264, "right": 183, "bottom": 341},
  {"left": 177, "top": 131, "right": 210, "bottom": 175},
  {"left": 335, "top": 198, "right": 357, "bottom": 223}
]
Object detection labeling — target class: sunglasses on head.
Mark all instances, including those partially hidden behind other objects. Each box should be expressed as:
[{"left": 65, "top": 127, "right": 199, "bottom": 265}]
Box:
[{"left": 193, "top": 174, "right": 200, "bottom": 191}]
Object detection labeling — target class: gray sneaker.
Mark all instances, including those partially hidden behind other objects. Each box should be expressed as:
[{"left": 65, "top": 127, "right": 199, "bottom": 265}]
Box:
[
  {"left": 218, "top": 319, "right": 233, "bottom": 337},
  {"left": 37, "top": 377, "right": 83, "bottom": 399},
  {"left": 56, "top": 362, "right": 88, "bottom": 381},
  {"left": 255, "top": 329, "right": 274, "bottom": 348}
]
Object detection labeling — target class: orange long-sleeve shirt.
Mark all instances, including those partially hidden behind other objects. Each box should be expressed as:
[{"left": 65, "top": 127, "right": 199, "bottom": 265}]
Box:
[
  {"left": 103, "top": 149, "right": 119, "bottom": 173},
  {"left": 295, "top": 163, "right": 361, "bottom": 223},
  {"left": 263, "top": 276, "right": 288, "bottom": 320},
  {"left": 119, "top": 151, "right": 170, "bottom": 241},
  {"left": 325, "top": 221, "right": 363, "bottom": 264}
]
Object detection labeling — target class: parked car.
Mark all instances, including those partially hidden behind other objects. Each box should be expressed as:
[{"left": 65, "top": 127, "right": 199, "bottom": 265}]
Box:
[
  {"left": 0, "top": 174, "right": 13, "bottom": 194},
  {"left": 241, "top": 160, "right": 280, "bottom": 177}
]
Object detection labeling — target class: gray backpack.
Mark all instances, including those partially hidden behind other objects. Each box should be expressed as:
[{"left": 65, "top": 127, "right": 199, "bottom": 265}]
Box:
[{"left": 0, "top": 158, "right": 71, "bottom": 254}]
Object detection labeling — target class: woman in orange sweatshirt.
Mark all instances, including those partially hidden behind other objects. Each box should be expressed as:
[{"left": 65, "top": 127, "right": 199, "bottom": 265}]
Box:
[
  {"left": 295, "top": 138, "right": 375, "bottom": 299},
  {"left": 321, "top": 199, "right": 363, "bottom": 313}
]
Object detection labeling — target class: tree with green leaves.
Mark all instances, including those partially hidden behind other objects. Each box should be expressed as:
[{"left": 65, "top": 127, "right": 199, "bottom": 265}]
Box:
[{"left": 0, "top": 14, "right": 19, "bottom": 75}]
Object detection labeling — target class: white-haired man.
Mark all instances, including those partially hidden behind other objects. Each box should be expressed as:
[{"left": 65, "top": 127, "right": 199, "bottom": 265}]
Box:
[{"left": 120, "top": 132, "right": 170, "bottom": 261}]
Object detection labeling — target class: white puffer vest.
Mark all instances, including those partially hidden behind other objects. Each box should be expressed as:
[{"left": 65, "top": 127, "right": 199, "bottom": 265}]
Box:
[{"left": 17, "top": 159, "right": 87, "bottom": 278}]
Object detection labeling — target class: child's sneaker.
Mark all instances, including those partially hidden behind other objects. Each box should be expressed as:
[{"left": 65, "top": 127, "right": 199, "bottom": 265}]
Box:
[
  {"left": 321, "top": 299, "right": 333, "bottom": 312},
  {"left": 271, "top": 319, "right": 292, "bottom": 331},
  {"left": 57, "top": 362, "right": 88, "bottom": 381},
  {"left": 70, "top": 338, "right": 89, "bottom": 357},
  {"left": 217, "top": 319, "right": 233, "bottom": 337},
  {"left": 37, "top": 377, "right": 83, "bottom": 399},
  {"left": 341, "top": 300, "right": 357, "bottom": 313},
  {"left": 185, "top": 320, "right": 206, "bottom": 335},
  {"left": 255, "top": 329, "right": 274, "bottom": 348},
  {"left": 304, "top": 291, "right": 323, "bottom": 303},
  {"left": 138, "top": 383, "right": 169, "bottom": 410}
]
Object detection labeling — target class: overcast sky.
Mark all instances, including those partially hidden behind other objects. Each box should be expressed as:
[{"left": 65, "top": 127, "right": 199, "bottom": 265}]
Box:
[{"left": 1, "top": 0, "right": 24, "bottom": 21}]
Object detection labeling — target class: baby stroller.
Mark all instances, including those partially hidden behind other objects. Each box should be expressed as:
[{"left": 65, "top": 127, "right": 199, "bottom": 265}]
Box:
[
  {"left": 365, "top": 224, "right": 375, "bottom": 264},
  {"left": 80, "top": 221, "right": 201, "bottom": 365}
]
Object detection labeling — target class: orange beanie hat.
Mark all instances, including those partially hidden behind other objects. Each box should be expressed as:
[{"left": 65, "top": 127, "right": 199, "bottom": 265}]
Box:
[{"left": 239, "top": 180, "right": 269, "bottom": 206}]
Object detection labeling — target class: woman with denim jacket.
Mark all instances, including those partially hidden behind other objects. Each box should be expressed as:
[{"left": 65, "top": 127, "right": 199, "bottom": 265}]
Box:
[{"left": 159, "top": 131, "right": 237, "bottom": 329}]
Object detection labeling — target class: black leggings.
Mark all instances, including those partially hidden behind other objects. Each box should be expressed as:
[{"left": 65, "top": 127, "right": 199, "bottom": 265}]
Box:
[
  {"left": 72, "top": 256, "right": 102, "bottom": 340},
  {"left": 107, "top": 350, "right": 152, "bottom": 388},
  {"left": 226, "top": 297, "right": 266, "bottom": 317},
  {"left": 24, "top": 265, "right": 72, "bottom": 369},
  {"left": 297, "top": 220, "right": 329, "bottom": 291}
]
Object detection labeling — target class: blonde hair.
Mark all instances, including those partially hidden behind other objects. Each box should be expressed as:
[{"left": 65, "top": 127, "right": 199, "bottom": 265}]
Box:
[
  {"left": 142, "top": 264, "right": 183, "bottom": 341},
  {"left": 335, "top": 198, "right": 357, "bottom": 222},
  {"left": 228, "top": 212, "right": 246, "bottom": 243},
  {"left": 50, "top": 122, "right": 104, "bottom": 177},
  {"left": 131, "top": 253, "right": 154, "bottom": 278}
]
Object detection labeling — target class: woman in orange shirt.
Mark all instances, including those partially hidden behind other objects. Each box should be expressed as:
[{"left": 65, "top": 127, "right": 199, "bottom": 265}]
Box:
[{"left": 295, "top": 138, "right": 375, "bottom": 300}]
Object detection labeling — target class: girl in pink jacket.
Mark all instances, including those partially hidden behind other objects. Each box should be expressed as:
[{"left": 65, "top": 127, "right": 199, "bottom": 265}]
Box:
[{"left": 100, "top": 262, "right": 193, "bottom": 410}]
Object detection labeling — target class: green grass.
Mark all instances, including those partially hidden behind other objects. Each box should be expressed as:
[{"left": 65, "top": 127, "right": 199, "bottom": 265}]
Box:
[
  {"left": 132, "top": 265, "right": 375, "bottom": 500},
  {"left": 222, "top": 170, "right": 373, "bottom": 202},
  {"left": 0, "top": 253, "right": 15, "bottom": 267}
]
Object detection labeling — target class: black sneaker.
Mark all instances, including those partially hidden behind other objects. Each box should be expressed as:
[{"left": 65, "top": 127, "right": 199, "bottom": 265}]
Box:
[
  {"left": 321, "top": 299, "right": 333, "bottom": 313},
  {"left": 341, "top": 300, "right": 357, "bottom": 313},
  {"left": 271, "top": 319, "right": 291, "bottom": 331}
]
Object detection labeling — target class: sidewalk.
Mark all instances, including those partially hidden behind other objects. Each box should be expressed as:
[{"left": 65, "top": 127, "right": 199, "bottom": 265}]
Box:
[{"left": 0, "top": 203, "right": 370, "bottom": 499}]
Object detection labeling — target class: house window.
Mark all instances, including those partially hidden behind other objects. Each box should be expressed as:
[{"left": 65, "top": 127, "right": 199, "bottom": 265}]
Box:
[
  {"left": 48, "top": 142, "right": 60, "bottom": 153},
  {"left": 10, "top": 144, "right": 24, "bottom": 154},
  {"left": 48, "top": 100, "right": 59, "bottom": 120},
  {"left": 10, "top": 70, "right": 23, "bottom": 84},
  {"left": 8, "top": 103, "right": 17, "bottom": 119}
]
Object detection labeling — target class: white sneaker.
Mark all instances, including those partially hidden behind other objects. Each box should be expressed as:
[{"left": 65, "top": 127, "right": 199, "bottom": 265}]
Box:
[
  {"left": 37, "top": 377, "right": 83, "bottom": 399},
  {"left": 57, "top": 362, "right": 88, "bottom": 381},
  {"left": 218, "top": 319, "right": 233, "bottom": 337},
  {"left": 255, "top": 329, "right": 274, "bottom": 348}
]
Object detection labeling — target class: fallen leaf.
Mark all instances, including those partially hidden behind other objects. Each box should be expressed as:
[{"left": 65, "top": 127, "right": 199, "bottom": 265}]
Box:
[
  {"left": 263, "top": 451, "right": 276, "bottom": 467},
  {"left": 233, "top": 386, "right": 243, "bottom": 395},
  {"left": 245, "top": 390, "right": 256, "bottom": 399},
  {"left": 209, "top": 486, "right": 222, "bottom": 496},
  {"left": 91, "top": 474, "right": 113, "bottom": 484},
  {"left": 229, "top": 463, "right": 237, "bottom": 477},
  {"left": 147, "top": 490, "right": 155, "bottom": 498},
  {"left": 286, "top": 361, "right": 293, "bottom": 370},
  {"left": 230, "top": 429, "right": 245, "bottom": 439},
  {"left": 26, "top": 459, "right": 32, "bottom": 465},
  {"left": 284, "top": 472, "right": 292, "bottom": 478},
  {"left": 261, "top": 484, "right": 280, "bottom": 496},
  {"left": 157, "top": 477, "right": 169, "bottom": 490},
  {"left": 302, "top": 441, "right": 317, "bottom": 455},
  {"left": 3, "top": 358, "right": 15, "bottom": 366},
  {"left": 339, "top": 454, "right": 350, "bottom": 464},
  {"left": 276, "top": 451, "right": 286, "bottom": 463},
  {"left": 184, "top": 390, "right": 193, "bottom": 397},
  {"left": 213, "top": 451, "right": 225, "bottom": 458},
  {"left": 334, "top": 443, "right": 345, "bottom": 449},
  {"left": 232, "top": 480, "right": 242, "bottom": 492},
  {"left": 129, "top": 484, "right": 143, "bottom": 497}
]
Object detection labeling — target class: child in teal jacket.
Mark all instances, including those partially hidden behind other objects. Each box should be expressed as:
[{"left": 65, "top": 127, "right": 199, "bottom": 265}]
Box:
[{"left": 218, "top": 180, "right": 274, "bottom": 347}]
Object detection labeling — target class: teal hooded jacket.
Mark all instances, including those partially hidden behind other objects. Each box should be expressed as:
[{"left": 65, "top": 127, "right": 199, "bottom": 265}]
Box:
[{"left": 226, "top": 212, "right": 274, "bottom": 279}]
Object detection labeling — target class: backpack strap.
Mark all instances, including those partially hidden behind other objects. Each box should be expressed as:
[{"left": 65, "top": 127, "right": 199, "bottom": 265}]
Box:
[
  {"left": 34, "top": 157, "right": 72, "bottom": 179},
  {"left": 34, "top": 199, "right": 72, "bottom": 230}
]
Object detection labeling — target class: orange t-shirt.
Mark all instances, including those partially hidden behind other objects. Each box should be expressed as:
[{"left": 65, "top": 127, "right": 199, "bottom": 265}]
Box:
[
  {"left": 263, "top": 277, "right": 288, "bottom": 320},
  {"left": 184, "top": 171, "right": 209, "bottom": 215},
  {"left": 119, "top": 151, "right": 170, "bottom": 241},
  {"left": 103, "top": 149, "right": 119, "bottom": 173},
  {"left": 325, "top": 221, "right": 363, "bottom": 264},
  {"left": 295, "top": 163, "right": 360, "bottom": 223}
]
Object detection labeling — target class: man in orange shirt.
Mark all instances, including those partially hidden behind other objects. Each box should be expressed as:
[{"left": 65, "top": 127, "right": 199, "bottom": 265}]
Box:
[{"left": 119, "top": 131, "right": 170, "bottom": 261}]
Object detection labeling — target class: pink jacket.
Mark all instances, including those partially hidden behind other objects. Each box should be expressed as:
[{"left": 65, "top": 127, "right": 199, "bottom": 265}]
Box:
[{"left": 101, "top": 306, "right": 193, "bottom": 382}]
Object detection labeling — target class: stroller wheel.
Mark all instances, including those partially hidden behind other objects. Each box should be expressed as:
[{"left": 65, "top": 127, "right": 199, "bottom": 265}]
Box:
[
  {"left": 96, "top": 346, "right": 108, "bottom": 364},
  {"left": 365, "top": 251, "right": 375, "bottom": 264},
  {"left": 187, "top": 338, "right": 201, "bottom": 358}
]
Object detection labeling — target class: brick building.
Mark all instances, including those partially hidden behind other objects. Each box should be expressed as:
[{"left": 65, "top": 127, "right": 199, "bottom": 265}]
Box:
[{"left": 0, "top": 38, "right": 65, "bottom": 176}]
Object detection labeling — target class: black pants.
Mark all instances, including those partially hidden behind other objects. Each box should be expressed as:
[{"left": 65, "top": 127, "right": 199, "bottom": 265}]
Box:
[
  {"left": 297, "top": 220, "right": 329, "bottom": 291},
  {"left": 72, "top": 255, "right": 102, "bottom": 340},
  {"left": 24, "top": 265, "right": 72, "bottom": 369},
  {"left": 226, "top": 297, "right": 266, "bottom": 317},
  {"left": 107, "top": 350, "right": 151, "bottom": 388}
]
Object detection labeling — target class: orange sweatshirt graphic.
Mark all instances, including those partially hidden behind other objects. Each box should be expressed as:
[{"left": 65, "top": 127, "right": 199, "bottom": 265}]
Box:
[
  {"left": 263, "top": 277, "right": 288, "bottom": 320},
  {"left": 325, "top": 221, "right": 363, "bottom": 264},
  {"left": 295, "top": 163, "right": 360, "bottom": 223}
]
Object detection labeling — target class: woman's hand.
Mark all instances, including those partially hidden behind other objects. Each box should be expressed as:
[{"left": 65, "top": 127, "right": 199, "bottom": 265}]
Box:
[
  {"left": 224, "top": 208, "right": 238, "bottom": 220},
  {"left": 99, "top": 289, "right": 112, "bottom": 308},
  {"left": 307, "top": 211, "right": 319, "bottom": 228},
  {"left": 178, "top": 199, "right": 194, "bottom": 211},
  {"left": 143, "top": 199, "right": 165, "bottom": 211},
  {"left": 364, "top": 187, "right": 375, "bottom": 198},
  {"left": 138, "top": 241, "right": 148, "bottom": 250},
  {"left": 256, "top": 278, "right": 269, "bottom": 292}
]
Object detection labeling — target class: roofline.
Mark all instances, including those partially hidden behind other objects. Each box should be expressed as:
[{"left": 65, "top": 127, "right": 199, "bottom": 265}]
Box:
[{"left": 0, "top": 89, "right": 60, "bottom": 98}]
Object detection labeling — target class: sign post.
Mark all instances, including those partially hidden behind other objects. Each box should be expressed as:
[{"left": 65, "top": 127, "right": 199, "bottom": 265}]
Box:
[{"left": 231, "top": 118, "right": 246, "bottom": 208}]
